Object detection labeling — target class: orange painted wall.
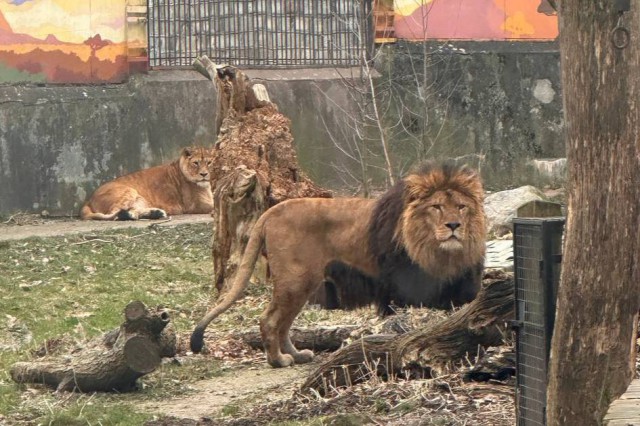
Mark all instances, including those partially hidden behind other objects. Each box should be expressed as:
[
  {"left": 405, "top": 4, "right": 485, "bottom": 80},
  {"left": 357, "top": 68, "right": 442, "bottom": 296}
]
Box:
[
  {"left": 394, "top": 0, "right": 558, "bottom": 41},
  {"left": 0, "top": 0, "right": 132, "bottom": 83}
]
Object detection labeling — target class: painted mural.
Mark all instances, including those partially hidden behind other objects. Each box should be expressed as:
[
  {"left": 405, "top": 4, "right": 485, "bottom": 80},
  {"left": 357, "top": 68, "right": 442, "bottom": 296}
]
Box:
[
  {"left": 394, "top": 0, "right": 558, "bottom": 40},
  {"left": 0, "top": 0, "right": 133, "bottom": 84}
]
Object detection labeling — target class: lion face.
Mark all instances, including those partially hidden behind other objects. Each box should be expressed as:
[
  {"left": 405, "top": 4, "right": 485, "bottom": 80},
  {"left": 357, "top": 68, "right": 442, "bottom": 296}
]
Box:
[
  {"left": 398, "top": 163, "right": 486, "bottom": 278},
  {"left": 179, "top": 146, "right": 214, "bottom": 188},
  {"left": 420, "top": 190, "right": 476, "bottom": 251}
]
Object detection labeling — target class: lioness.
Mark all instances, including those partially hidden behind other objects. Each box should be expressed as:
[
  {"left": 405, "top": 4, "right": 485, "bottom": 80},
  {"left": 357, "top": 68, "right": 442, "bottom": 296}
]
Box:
[
  {"left": 190, "top": 161, "right": 486, "bottom": 368},
  {"left": 80, "top": 146, "right": 214, "bottom": 220}
]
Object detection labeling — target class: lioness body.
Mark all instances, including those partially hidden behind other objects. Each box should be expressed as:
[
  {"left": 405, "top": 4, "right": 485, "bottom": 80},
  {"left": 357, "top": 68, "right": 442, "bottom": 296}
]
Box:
[
  {"left": 191, "top": 161, "right": 486, "bottom": 368},
  {"left": 80, "top": 147, "right": 214, "bottom": 220}
]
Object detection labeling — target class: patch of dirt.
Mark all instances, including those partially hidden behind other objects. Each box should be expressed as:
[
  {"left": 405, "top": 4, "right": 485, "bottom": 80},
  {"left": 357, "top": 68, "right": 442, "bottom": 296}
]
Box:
[
  {"left": 0, "top": 214, "right": 213, "bottom": 242},
  {"left": 141, "top": 361, "right": 317, "bottom": 421}
]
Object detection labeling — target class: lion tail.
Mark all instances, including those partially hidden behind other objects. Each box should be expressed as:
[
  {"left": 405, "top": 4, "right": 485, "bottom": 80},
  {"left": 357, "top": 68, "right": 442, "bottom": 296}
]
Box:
[
  {"left": 190, "top": 213, "right": 268, "bottom": 353},
  {"left": 79, "top": 204, "right": 119, "bottom": 221}
]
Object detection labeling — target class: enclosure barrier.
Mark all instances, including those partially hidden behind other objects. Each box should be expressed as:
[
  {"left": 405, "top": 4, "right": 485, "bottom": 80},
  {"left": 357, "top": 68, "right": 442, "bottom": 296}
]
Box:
[
  {"left": 147, "top": 0, "right": 371, "bottom": 68},
  {"left": 512, "top": 217, "right": 565, "bottom": 426}
]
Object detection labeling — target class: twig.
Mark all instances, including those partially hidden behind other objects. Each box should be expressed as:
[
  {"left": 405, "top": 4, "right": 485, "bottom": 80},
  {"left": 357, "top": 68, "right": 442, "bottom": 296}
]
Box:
[
  {"left": 71, "top": 239, "right": 114, "bottom": 245},
  {"left": 148, "top": 217, "right": 173, "bottom": 227}
]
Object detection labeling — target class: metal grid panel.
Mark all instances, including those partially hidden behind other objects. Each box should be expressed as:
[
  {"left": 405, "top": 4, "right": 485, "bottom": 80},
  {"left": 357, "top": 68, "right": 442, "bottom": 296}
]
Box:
[
  {"left": 148, "top": 0, "right": 366, "bottom": 68},
  {"left": 514, "top": 223, "right": 547, "bottom": 426}
]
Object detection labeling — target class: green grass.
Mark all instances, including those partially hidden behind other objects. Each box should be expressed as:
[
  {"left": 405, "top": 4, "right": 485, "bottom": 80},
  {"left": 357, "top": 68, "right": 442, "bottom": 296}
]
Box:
[{"left": 0, "top": 223, "right": 218, "bottom": 424}]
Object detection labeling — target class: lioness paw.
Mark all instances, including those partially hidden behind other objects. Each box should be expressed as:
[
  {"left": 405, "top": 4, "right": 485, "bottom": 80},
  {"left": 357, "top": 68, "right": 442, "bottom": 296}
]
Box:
[{"left": 148, "top": 209, "right": 168, "bottom": 220}]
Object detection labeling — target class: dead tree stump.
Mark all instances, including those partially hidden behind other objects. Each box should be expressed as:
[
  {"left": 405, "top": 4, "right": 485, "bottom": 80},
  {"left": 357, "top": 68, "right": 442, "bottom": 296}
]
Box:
[
  {"left": 301, "top": 272, "right": 514, "bottom": 394},
  {"left": 10, "top": 301, "right": 176, "bottom": 392},
  {"left": 194, "top": 57, "right": 332, "bottom": 295}
]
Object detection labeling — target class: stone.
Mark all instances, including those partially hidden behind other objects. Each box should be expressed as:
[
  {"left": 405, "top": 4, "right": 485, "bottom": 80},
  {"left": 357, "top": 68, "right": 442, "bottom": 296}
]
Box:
[{"left": 485, "top": 186, "right": 561, "bottom": 237}]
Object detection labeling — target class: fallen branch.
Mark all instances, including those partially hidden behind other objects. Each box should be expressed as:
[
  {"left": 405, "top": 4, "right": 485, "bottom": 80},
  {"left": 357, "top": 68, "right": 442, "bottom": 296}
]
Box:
[
  {"left": 233, "top": 325, "right": 360, "bottom": 352},
  {"left": 301, "top": 272, "right": 514, "bottom": 394}
]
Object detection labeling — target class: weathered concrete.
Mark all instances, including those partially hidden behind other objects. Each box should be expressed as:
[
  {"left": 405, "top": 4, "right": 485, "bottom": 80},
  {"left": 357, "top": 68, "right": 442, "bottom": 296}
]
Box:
[
  {"left": 0, "top": 41, "right": 566, "bottom": 216},
  {"left": 375, "top": 40, "right": 565, "bottom": 190},
  {"left": 0, "top": 71, "right": 218, "bottom": 216},
  {"left": 247, "top": 68, "right": 367, "bottom": 188}
]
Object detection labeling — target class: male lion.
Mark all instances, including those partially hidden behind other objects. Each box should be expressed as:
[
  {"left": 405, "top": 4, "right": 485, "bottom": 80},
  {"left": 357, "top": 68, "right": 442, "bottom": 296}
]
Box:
[
  {"left": 190, "top": 161, "right": 486, "bottom": 368},
  {"left": 80, "top": 146, "right": 214, "bottom": 220}
]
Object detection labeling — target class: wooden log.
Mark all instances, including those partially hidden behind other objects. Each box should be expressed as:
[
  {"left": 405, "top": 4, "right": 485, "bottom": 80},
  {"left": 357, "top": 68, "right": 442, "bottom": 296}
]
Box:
[
  {"left": 233, "top": 325, "right": 360, "bottom": 352},
  {"left": 10, "top": 301, "right": 176, "bottom": 392},
  {"left": 301, "top": 272, "right": 514, "bottom": 394}
]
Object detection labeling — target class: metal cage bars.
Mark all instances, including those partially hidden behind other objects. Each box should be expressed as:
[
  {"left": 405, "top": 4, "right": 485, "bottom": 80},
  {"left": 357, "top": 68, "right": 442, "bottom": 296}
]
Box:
[{"left": 147, "top": 0, "right": 370, "bottom": 68}]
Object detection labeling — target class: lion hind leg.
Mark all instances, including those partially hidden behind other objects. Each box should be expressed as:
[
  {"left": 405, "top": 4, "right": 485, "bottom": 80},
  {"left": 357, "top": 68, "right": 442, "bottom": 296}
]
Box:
[
  {"left": 127, "top": 198, "right": 167, "bottom": 220},
  {"left": 260, "top": 278, "right": 318, "bottom": 367},
  {"left": 260, "top": 305, "right": 295, "bottom": 368},
  {"left": 279, "top": 304, "right": 314, "bottom": 365}
]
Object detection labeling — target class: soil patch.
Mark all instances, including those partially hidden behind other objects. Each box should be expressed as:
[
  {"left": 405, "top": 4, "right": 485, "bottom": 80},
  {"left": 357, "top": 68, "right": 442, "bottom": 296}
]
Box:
[
  {"left": 0, "top": 214, "right": 213, "bottom": 242},
  {"left": 140, "top": 361, "right": 316, "bottom": 421}
]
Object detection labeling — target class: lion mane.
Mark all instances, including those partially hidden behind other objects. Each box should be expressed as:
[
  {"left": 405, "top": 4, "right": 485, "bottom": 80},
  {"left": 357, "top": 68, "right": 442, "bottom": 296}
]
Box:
[
  {"left": 190, "top": 161, "right": 486, "bottom": 368},
  {"left": 80, "top": 146, "right": 215, "bottom": 220},
  {"left": 324, "top": 161, "right": 486, "bottom": 315}
]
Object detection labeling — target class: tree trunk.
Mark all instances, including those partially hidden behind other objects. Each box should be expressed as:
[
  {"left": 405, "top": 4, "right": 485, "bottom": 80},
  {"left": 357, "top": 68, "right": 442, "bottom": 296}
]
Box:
[
  {"left": 10, "top": 301, "right": 176, "bottom": 392},
  {"left": 301, "top": 273, "right": 514, "bottom": 394},
  {"left": 546, "top": 3, "right": 640, "bottom": 424},
  {"left": 194, "top": 58, "right": 332, "bottom": 295}
]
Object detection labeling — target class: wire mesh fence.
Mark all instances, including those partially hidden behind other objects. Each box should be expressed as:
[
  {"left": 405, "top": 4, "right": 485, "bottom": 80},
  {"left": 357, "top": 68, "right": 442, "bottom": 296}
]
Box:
[
  {"left": 147, "top": 0, "right": 370, "bottom": 68},
  {"left": 513, "top": 218, "right": 564, "bottom": 426}
]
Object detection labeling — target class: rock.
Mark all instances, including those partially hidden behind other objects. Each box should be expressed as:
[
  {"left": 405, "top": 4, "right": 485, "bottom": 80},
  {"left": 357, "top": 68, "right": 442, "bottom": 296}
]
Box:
[{"left": 485, "top": 186, "right": 562, "bottom": 237}]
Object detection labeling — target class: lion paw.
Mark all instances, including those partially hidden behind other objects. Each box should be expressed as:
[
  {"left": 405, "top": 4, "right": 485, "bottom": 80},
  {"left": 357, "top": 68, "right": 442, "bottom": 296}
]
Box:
[
  {"left": 268, "top": 353, "right": 295, "bottom": 368},
  {"left": 147, "top": 209, "right": 167, "bottom": 220},
  {"left": 292, "top": 349, "right": 314, "bottom": 364}
]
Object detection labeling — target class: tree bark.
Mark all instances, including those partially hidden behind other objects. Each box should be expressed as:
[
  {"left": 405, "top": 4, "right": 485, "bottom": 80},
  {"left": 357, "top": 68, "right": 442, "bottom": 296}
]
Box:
[
  {"left": 195, "top": 60, "right": 332, "bottom": 295},
  {"left": 546, "top": 3, "right": 640, "bottom": 424},
  {"left": 301, "top": 273, "right": 514, "bottom": 394},
  {"left": 211, "top": 167, "right": 267, "bottom": 293},
  {"left": 10, "top": 301, "right": 176, "bottom": 392}
]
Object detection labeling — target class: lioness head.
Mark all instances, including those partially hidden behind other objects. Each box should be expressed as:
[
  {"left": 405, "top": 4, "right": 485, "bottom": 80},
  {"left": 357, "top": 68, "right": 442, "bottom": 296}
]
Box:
[
  {"left": 179, "top": 146, "right": 214, "bottom": 187},
  {"left": 397, "top": 161, "right": 485, "bottom": 277}
]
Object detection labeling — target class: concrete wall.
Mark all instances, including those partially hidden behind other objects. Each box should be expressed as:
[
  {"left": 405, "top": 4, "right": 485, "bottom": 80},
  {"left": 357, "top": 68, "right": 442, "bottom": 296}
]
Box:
[
  {"left": 375, "top": 40, "right": 564, "bottom": 190},
  {"left": 0, "top": 41, "right": 565, "bottom": 216},
  {"left": 0, "top": 71, "right": 218, "bottom": 215}
]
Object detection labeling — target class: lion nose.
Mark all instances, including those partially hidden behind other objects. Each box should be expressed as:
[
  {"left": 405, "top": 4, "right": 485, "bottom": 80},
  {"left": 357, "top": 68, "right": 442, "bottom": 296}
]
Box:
[
  {"left": 200, "top": 172, "right": 208, "bottom": 178},
  {"left": 445, "top": 222, "right": 461, "bottom": 231}
]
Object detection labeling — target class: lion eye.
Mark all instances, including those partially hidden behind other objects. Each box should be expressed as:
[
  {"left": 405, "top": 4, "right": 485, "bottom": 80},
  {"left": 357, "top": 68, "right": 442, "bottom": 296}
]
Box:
[
  {"left": 193, "top": 161, "right": 200, "bottom": 166},
  {"left": 458, "top": 205, "right": 467, "bottom": 211},
  {"left": 207, "top": 161, "right": 212, "bottom": 166},
  {"left": 430, "top": 205, "right": 442, "bottom": 211}
]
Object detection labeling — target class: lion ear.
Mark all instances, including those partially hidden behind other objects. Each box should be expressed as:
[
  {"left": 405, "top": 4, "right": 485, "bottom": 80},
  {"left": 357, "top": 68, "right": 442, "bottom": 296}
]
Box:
[
  {"left": 403, "top": 174, "right": 430, "bottom": 202},
  {"left": 182, "top": 146, "right": 194, "bottom": 158}
]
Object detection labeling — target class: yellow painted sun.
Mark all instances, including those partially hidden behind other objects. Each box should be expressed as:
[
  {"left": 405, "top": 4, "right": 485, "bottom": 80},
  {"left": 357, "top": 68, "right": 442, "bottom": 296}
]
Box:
[
  {"left": 503, "top": 11, "right": 535, "bottom": 36},
  {"left": 394, "top": 0, "right": 434, "bottom": 17}
]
